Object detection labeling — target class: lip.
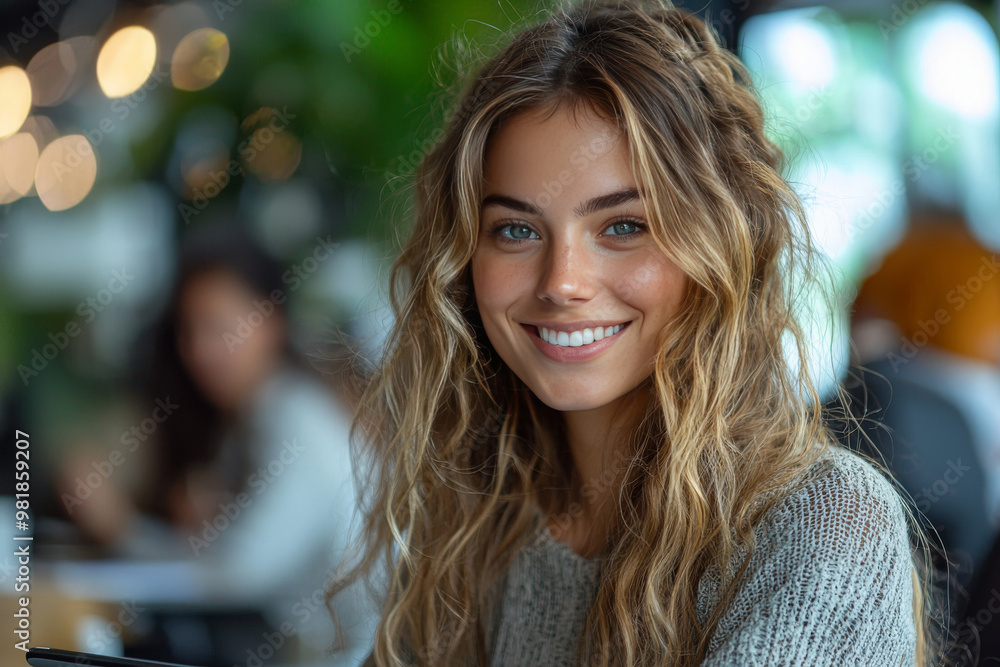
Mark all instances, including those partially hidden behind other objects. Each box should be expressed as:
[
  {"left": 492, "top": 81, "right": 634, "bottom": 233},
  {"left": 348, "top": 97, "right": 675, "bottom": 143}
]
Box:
[
  {"left": 524, "top": 319, "right": 631, "bottom": 333},
  {"left": 520, "top": 320, "right": 631, "bottom": 363}
]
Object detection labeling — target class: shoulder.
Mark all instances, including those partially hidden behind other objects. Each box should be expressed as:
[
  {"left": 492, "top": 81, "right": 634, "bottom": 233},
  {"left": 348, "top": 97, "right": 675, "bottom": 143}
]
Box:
[
  {"left": 744, "top": 443, "right": 915, "bottom": 593},
  {"left": 698, "top": 444, "right": 918, "bottom": 665},
  {"left": 253, "top": 365, "right": 354, "bottom": 446},
  {"left": 248, "top": 365, "right": 356, "bottom": 480},
  {"left": 259, "top": 364, "right": 351, "bottom": 424},
  {"left": 763, "top": 444, "right": 911, "bottom": 551}
]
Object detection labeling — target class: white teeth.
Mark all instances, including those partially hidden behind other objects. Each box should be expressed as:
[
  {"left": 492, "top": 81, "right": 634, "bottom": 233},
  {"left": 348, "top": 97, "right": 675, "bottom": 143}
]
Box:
[{"left": 538, "top": 323, "right": 626, "bottom": 348}]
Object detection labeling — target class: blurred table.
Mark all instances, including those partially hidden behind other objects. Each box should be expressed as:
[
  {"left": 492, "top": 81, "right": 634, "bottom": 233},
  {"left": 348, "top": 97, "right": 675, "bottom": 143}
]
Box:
[{"left": 1, "top": 562, "right": 317, "bottom": 667}]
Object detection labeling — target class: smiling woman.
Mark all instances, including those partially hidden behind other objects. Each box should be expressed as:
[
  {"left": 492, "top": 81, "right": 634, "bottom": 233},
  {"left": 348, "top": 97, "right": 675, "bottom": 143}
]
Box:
[
  {"left": 473, "top": 105, "right": 687, "bottom": 412},
  {"left": 324, "top": 1, "right": 948, "bottom": 666},
  {"left": 472, "top": 104, "right": 690, "bottom": 559}
]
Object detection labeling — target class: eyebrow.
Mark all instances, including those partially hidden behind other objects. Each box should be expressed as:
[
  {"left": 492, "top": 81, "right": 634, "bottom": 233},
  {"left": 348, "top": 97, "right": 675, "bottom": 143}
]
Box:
[{"left": 480, "top": 187, "right": 641, "bottom": 218}]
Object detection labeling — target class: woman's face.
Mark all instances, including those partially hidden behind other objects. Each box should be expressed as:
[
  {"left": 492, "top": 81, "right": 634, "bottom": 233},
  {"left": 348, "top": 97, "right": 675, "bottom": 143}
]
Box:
[
  {"left": 471, "top": 104, "right": 688, "bottom": 412},
  {"left": 175, "top": 269, "right": 284, "bottom": 411}
]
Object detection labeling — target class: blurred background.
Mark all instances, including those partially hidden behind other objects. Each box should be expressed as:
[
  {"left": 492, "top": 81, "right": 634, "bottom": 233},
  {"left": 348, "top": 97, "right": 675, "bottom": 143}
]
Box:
[{"left": 0, "top": 0, "right": 997, "bottom": 665}]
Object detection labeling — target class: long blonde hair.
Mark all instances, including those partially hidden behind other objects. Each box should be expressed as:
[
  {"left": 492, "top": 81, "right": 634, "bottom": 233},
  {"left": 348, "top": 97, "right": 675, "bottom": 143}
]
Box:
[{"left": 327, "top": 1, "right": 947, "bottom": 664}]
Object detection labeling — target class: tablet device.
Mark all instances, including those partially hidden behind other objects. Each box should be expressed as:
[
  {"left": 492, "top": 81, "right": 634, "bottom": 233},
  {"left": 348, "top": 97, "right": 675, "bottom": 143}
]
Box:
[{"left": 25, "top": 647, "right": 206, "bottom": 667}]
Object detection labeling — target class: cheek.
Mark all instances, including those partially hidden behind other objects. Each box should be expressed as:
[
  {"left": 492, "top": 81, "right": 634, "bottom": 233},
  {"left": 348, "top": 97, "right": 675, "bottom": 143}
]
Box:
[
  {"left": 615, "top": 250, "right": 685, "bottom": 309},
  {"left": 471, "top": 254, "right": 527, "bottom": 318},
  {"left": 233, "top": 325, "right": 269, "bottom": 364}
]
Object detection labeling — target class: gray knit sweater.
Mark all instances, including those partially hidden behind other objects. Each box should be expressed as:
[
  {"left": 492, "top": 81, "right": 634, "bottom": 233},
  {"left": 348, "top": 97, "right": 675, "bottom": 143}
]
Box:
[
  {"left": 369, "top": 445, "right": 918, "bottom": 665},
  {"left": 486, "top": 444, "right": 918, "bottom": 666}
]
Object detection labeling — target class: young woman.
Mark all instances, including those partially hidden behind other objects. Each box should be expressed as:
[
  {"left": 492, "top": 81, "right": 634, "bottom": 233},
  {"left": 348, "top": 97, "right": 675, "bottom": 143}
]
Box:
[{"left": 328, "top": 1, "right": 947, "bottom": 664}]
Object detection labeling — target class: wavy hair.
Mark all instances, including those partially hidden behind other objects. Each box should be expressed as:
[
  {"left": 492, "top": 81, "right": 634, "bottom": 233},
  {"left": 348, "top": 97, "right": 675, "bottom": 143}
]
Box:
[{"left": 327, "top": 1, "right": 947, "bottom": 664}]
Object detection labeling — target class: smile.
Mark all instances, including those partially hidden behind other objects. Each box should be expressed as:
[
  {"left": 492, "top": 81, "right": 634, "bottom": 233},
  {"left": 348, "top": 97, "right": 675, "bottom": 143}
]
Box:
[
  {"left": 520, "top": 320, "right": 632, "bottom": 363},
  {"left": 537, "top": 322, "right": 628, "bottom": 347}
]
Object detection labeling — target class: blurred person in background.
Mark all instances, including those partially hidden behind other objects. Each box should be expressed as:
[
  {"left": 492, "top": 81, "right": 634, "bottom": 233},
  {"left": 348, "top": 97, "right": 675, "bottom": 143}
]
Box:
[
  {"left": 851, "top": 217, "right": 1000, "bottom": 527},
  {"left": 842, "top": 216, "right": 1000, "bottom": 665},
  {"left": 55, "top": 224, "right": 377, "bottom": 663}
]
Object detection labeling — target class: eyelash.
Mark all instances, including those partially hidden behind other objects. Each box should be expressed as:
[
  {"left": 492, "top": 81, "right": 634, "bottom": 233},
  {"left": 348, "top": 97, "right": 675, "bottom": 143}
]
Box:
[{"left": 488, "top": 217, "right": 648, "bottom": 246}]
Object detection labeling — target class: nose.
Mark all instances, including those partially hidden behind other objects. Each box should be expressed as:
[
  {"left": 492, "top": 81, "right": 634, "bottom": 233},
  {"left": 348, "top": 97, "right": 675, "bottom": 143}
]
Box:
[{"left": 535, "top": 235, "right": 597, "bottom": 306}]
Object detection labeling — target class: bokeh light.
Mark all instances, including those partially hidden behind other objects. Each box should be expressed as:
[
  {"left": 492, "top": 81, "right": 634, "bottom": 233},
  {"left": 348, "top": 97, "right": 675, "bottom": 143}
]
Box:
[
  {"left": 58, "top": 0, "right": 116, "bottom": 43},
  {"left": 778, "top": 21, "right": 836, "bottom": 90},
  {"left": 0, "top": 178, "right": 21, "bottom": 204},
  {"left": 150, "top": 2, "right": 213, "bottom": 60},
  {"left": 0, "top": 137, "right": 24, "bottom": 204},
  {"left": 171, "top": 28, "right": 230, "bottom": 91},
  {"left": 96, "top": 26, "right": 158, "bottom": 98},
  {"left": 240, "top": 108, "right": 302, "bottom": 183},
  {"left": 743, "top": 9, "right": 839, "bottom": 91},
  {"left": 0, "top": 66, "right": 33, "bottom": 138},
  {"left": 243, "top": 129, "right": 302, "bottom": 183},
  {"left": 34, "top": 134, "right": 99, "bottom": 211},
  {"left": 181, "top": 146, "right": 231, "bottom": 199},
  {"left": 19, "top": 115, "right": 60, "bottom": 151},
  {"left": 1, "top": 133, "right": 40, "bottom": 196},
  {"left": 909, "top": 4, "right": 1000, "bottom": 119},
  {"left": 26, "top": 38, "right": 95, "bottom": 107}
]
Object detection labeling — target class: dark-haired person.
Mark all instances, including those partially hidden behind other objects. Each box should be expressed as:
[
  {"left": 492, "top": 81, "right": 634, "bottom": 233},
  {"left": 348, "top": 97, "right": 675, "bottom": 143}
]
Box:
[
  {"left": 60, "top": 228, "right": 378, "bottom": 663},
  {"left": 327, "top": 2, "right": 947, "bottom": 665}
]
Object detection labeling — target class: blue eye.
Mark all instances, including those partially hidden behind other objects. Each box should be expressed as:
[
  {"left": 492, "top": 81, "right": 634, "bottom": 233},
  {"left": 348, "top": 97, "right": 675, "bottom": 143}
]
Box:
[
  {"left": 498, "top": 224, "right": 539, "bottom": 241},
  {"left": 603, "top": 218, "right": 646, "bottom": 239}
]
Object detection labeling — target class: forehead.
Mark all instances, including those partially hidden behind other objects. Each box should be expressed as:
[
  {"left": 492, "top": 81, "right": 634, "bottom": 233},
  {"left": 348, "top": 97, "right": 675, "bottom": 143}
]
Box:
[
  {"left": 178, "top": 269, "right": 251, "bottom": 312},
  {"left": 482, "top": 104, "right": 636, "bottom": 208}
]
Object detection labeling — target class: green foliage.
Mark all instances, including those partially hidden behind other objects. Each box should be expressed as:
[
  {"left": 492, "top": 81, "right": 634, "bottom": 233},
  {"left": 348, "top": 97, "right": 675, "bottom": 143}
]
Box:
[{"left": 167, "top": 0, "right": 548, "bottom": 239}]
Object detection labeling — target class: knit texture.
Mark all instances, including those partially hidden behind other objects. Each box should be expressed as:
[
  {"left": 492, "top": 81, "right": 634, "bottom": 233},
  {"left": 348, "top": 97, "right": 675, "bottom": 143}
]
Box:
[{"left": 487, "top": 444, "right": 918, "bottom": 666}]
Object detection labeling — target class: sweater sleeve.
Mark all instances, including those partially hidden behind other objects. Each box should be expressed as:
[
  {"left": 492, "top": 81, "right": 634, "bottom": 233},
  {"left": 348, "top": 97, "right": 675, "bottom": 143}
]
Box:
[{"left": 700, "top": 448, "right": 917, "bottom": 666}]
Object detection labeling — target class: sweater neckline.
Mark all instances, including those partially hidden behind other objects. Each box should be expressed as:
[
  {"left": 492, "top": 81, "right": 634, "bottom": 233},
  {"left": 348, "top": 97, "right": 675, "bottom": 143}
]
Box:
[{"left": 534, "top": 522, "right": 606, "bottom": 564}]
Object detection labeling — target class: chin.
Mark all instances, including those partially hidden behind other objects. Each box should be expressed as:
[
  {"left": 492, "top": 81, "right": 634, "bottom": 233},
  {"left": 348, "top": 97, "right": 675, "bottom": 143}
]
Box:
[
  {"left": 526, "top": 383, "right": 614, "bottom": 413},
  {"left": 527, "top": 372, "right": 653, "bottom": 414}
]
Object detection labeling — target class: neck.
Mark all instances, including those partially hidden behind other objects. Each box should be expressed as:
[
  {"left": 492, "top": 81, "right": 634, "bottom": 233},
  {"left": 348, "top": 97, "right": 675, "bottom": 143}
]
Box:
[{"left": 547, "top": 381, "right": 650, "bottom": 555}]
